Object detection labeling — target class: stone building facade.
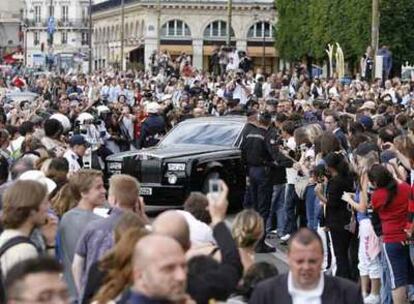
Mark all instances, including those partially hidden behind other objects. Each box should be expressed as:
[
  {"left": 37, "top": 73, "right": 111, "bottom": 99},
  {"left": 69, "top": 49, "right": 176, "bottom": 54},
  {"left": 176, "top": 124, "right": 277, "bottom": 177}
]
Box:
[
  {"left": 0, "top": 1, "right": 24, "bottom": 59},
  {"left": 24, "top": 0, "right": 93, "bottom": 69},
  {"left": 92, "top": 0, "right": 277, "bottom": 72}
]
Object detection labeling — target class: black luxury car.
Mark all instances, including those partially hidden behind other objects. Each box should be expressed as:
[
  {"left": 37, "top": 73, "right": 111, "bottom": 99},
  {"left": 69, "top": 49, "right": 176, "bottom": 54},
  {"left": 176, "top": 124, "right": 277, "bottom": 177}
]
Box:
[{"left": 105, "top": 115, "right": 247, "bottom": 208}]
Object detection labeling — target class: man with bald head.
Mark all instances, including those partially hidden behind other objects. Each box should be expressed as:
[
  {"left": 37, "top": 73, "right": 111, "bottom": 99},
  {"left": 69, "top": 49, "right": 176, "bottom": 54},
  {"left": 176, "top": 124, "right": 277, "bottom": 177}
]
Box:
[
  {"left": 152, "top": 210, "right": 191, "bottom": 252},
  {"left": 126, "top": 234, "right": 188, "bottom": 304}
]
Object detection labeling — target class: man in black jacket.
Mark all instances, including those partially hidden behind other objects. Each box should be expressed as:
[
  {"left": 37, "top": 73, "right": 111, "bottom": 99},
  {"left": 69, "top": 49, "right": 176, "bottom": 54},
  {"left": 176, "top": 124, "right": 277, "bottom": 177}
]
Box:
[
  {"left": 265, "top": 125, "right": 294, "bottom": 235},
  {"left": 241, "top": 111, "right": 274, "bottom": 253},
  {"left": 249, "top": 228, "right": 363, "bottom": 304},
  {"left": 323, "top": 112, "right": 349, "bottom": 152}
]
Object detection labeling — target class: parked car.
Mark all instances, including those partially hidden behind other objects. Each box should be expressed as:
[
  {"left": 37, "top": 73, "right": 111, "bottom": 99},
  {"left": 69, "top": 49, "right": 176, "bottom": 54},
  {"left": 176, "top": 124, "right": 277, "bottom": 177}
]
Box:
[
  {"left": 105, "top": 116, "right": 247, "bottom": 208},
  {"left": 4, "top": 91, "right": 38, "bottom": 103}
]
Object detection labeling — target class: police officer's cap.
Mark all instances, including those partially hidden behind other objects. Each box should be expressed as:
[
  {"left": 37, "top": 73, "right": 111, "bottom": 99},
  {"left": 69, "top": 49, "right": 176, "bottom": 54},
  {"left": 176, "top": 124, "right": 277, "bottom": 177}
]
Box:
[{"left": 258, "top": 111, "right": 272, "bottom": 124}]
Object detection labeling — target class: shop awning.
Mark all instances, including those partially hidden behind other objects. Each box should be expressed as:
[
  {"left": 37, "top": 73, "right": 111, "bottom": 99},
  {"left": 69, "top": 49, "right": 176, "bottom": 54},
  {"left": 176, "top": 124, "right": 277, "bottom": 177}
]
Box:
[
  {"left": 160, "top": 44, "right": 193, "bottom": 55},
  {"left": 246, "top": 46, "right": 278, "bottom": 57}
]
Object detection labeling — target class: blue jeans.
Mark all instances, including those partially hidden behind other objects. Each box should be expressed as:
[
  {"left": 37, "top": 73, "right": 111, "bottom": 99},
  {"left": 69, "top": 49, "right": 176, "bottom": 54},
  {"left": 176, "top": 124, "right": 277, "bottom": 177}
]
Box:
[
  {"left": 408, "top": 244, "right": 414, "bottom": 301},
  {"left": 243, "top": 184, "right": 252, "bottom": 209},
  {"left": 266, "top": 184, "right": 286, "bottom": 234},
  {"left": 283, "top": 184, "right": 298, "bottom": 235},
  {"left": 248, "top": 166, "right": 272, "bottom": 222},
  {"left": 305, "top": 184, "right": 319, "bottom": 231},
  {"left": 380, "top": 248, "right": 393, "bottom": 304}
]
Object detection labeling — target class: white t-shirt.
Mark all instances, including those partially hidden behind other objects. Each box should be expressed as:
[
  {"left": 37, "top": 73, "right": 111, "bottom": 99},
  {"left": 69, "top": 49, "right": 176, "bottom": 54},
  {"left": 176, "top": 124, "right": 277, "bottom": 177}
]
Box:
[
  {"left": 176, "top": 210, "right": 215, "bottom": 245},
  {"left": 233, "top": 84, "right": 248, "bottom": 105},
  {"left": 0, "top": 229, "right": 39, "bottom": 276},
  {"left": 285, "top": 137, "right": 298, "bottom": 184},
  {"left": 64, "top": 149, "right": 81, "bottom": 173},
  {"left": 288, "top": 271, "right": 324, "bottom": 304}
]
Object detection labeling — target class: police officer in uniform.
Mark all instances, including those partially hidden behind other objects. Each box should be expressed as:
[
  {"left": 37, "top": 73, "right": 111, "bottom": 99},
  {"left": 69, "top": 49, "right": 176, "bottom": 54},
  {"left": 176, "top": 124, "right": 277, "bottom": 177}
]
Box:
[
  {"left": 64, "top": 134, "right": 90, "bottom": 173},
  {"left": 241, "top": 111, "right": 275, "bottom": 253},
  {"left": 265, "top": 121, "right": 295, "bottom": 236},
  {"left": 138, "top": 102, "right": 166, "bottom": 149}
]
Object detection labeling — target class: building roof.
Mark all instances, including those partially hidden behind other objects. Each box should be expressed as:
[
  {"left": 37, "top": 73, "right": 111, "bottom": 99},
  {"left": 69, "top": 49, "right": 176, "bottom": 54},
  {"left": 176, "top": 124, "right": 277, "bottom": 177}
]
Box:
[{"left": 92, "top": 0, "right": 274, "bottom": 13}]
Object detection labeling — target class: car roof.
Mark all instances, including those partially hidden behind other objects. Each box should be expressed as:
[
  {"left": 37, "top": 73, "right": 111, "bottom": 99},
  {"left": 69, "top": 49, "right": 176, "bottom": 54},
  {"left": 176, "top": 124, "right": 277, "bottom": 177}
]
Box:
[{"left": 179, "top": 115, "right": 247, "bottom": 125}]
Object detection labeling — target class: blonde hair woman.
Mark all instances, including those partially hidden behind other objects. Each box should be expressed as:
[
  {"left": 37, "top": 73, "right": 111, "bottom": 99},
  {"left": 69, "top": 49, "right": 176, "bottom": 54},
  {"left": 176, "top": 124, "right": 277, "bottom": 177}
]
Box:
[{"left": 232, "top": 209, "right": 264, "bottom": 272}]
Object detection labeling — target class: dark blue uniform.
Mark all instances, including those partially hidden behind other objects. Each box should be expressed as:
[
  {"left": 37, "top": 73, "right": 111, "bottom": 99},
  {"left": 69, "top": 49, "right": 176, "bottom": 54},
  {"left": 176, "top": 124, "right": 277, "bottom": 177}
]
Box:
[
  {"left": 241, "top": 124, "right": 273, "bottom": 222},
  {"left": 138, "top": 114, "right": 166, "bottom": 148}
]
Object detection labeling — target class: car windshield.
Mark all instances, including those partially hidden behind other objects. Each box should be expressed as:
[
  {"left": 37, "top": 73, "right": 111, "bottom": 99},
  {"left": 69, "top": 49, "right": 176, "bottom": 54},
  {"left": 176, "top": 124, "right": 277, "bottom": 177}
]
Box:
[{"left": 159, "top": 122, "right": 242, "bottom": 147}]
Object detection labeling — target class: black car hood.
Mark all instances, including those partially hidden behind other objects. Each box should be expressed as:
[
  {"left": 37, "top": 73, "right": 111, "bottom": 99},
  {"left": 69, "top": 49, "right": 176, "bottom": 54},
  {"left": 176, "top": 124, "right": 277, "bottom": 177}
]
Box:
[{"left": 107, "top": 144, "right": 237, "bottom": 162}]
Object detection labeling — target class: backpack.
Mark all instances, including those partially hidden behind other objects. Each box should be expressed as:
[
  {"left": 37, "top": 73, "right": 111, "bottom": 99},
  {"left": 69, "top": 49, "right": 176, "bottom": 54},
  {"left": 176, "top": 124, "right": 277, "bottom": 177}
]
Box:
[{"left": 0, "top": 236, "right": 39, "bottom": 303}]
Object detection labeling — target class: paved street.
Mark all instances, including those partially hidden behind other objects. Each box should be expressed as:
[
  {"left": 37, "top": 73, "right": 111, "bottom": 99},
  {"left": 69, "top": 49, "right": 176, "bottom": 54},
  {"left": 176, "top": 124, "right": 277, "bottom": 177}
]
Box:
[{"left": 260, "top": 235, "right": 289, "bottom": 273}]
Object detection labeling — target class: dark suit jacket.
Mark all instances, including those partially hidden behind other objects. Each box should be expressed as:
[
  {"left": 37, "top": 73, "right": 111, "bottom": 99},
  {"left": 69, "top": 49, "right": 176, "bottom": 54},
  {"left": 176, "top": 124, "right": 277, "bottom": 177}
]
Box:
[
  {"left": 334, "top": 129, "right": 349, "bottom": 152},
  {"left": 249, "top": 273, "right": 363, "bottom": 304}
]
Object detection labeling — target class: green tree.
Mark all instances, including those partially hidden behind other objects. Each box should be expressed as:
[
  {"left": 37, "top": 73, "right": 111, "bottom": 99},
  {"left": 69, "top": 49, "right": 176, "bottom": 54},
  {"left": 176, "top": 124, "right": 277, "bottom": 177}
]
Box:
[
  {"left": 380, "top": 0, "right": 414, "bottom": 67},
  {"left": 275, "top": 0, "right": 310, "bottom": 61},
  {"left": 275, "top": 0, "right": 370, "bottom": 66}
]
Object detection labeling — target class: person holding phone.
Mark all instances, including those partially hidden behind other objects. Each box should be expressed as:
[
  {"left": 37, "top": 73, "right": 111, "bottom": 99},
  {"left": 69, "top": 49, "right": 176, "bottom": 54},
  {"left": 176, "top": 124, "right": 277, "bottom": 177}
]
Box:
[
  {"left": 341, "top": 144, "right": 382, "bottom": 303},
  {"left": 315, "top": 152, "right": 355, "bottom": 280}
]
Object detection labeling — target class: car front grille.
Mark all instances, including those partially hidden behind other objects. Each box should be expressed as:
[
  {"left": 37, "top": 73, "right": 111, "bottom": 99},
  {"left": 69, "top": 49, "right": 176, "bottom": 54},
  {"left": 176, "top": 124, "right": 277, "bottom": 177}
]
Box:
[
  {"left": 122, "top": 157, "right": 162, "bottom": 184},
  {"left": 140, "top": 159, "right": 162, "bottom": 183}
]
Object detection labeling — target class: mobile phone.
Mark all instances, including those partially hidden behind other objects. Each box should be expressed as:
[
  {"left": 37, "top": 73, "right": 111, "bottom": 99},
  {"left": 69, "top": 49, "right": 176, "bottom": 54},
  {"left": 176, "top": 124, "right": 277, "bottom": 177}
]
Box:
[{"left": 209, "top": 179, "right": 221, "bottom": 197}]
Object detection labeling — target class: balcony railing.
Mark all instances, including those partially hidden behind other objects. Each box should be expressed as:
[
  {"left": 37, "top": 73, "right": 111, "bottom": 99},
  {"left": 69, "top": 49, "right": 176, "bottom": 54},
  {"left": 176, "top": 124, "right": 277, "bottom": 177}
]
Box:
[{"left": 25, "top": 18, "right": 89, "bottom": 28}]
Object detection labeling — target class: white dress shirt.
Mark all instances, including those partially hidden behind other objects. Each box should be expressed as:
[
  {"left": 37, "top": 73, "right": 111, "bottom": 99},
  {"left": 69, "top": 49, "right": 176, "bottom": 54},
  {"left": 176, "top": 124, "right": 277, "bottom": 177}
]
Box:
[
  {"left": 64, "top": 149, "right": 81, "bottom": 173},
  {"left": 288, "top": 271, "right": 324, "bottom": 304},
  {"left": 176, "top": 210, "right": 215, "bottom": 245}
]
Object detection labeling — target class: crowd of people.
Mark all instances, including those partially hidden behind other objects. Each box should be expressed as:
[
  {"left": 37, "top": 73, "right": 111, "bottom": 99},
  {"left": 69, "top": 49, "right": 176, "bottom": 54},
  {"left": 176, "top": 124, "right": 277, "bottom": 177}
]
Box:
[{"left": 0, "top": 48, "right": 413, "bottom": 304}]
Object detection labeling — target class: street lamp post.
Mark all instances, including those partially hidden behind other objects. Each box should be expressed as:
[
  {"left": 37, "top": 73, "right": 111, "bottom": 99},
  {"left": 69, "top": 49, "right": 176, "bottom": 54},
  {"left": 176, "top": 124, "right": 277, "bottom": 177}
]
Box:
[
  {"left": 227, "top": 0, "right": 232, "bottom": 47},
  {"left": 157, "top": 0, "right": 161, "bottom": 52},
  {"left": 88, "top": 0, "right": 93, "bottom": 74},
  {"left": 120, "top": 0, "right": 125, "bottom": 71},
  {"left": 262, "top": 22, "right": 266, "bottom": 71},
  {"left": 48, "top": 0, "right": 54, "bottom": 46},
  {"left": 47, "top": 0, "right": 55, "bottom": 71},
  {"left": 23, "top": 7, "right": 33, "bottom": 67},
  {"left": 24, "top": 25, "right": 28, "bottom": 66},
  {"left": 371, "top": 0, "right": 379, "bottom": 77}
]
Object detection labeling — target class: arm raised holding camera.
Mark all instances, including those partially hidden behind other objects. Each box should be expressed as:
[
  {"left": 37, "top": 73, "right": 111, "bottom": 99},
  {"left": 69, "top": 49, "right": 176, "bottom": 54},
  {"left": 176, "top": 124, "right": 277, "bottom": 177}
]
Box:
[
  {"left": 206, "top": 180, "right": 229, "bottom": 226},
  {"left": 191, "top": 180, "right": 242, "bottom": 303}
]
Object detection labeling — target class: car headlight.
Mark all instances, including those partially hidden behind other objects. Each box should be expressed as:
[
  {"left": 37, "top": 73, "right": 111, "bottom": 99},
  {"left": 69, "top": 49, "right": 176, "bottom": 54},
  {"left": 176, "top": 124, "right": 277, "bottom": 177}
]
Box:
[
  {"left": 168, "top": 174, "right": 178, "bottom": 185},
  {"left": 167, "top": 163, "right": 186, "bottom": 171}
]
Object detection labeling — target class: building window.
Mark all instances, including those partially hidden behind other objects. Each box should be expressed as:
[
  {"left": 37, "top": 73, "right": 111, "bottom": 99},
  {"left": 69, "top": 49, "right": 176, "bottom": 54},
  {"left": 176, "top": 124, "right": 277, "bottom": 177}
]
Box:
[
  {"left": 82, "top": 6, "right": 89, "bottom": 23},
  {"left": 61, "top": 6, "right": 69, "bottom": 22},
  {"left": 82, "top": 32, "right": 89, "bottom": 45},
  {"left": 34, "top": 32, "right": 40, "bottom": 45},
  {"left": 49, "top": 5, "right": 54, "bottom": 18},
  {"left": 248, "top": 22, "right": 273, "bottom": 39},
  {"left": 161, "top": 20, "right": 191, "bottom": 38},
  {"left": 204, "top": 21, "right": 234, "bottom": 39},
  {"left": 61, "top": 31, "right": 67, "bottom": 44},
  {"left": 34, "top": 6, "right": 41, "bottom": 23}
]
